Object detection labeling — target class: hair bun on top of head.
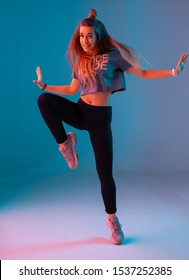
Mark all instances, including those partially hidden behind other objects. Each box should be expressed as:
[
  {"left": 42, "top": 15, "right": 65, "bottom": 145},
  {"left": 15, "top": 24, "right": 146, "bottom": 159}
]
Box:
[{"left": 88, "top": 9, "right": 97, "bottom": 19}]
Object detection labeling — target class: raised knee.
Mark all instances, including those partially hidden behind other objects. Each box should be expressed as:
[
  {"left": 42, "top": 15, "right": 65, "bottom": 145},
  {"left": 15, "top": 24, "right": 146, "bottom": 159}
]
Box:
[{"left": 37, "top": 93, "right": 49, "bottom": 107}]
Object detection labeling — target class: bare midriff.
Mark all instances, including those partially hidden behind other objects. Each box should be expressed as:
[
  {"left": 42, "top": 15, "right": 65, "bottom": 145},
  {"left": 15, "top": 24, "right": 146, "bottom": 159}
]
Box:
[{"left": 80, "top": 91, "right": 112, "bottom": 106}]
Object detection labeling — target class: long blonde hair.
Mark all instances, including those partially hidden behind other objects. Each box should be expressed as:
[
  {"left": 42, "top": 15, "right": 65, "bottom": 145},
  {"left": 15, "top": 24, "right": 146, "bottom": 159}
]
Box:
[{"left": 67, "top": 9, "right": 145, "bottom": 85}]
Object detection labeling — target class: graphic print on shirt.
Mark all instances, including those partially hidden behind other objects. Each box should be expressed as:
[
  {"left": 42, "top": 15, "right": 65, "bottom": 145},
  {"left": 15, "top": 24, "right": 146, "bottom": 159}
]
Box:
[
  {"left": 78, "top": 50, "right": 129, "bottom": 95},
  {"left": 92, "top": 54, "right": 109, "bottom": 71}
]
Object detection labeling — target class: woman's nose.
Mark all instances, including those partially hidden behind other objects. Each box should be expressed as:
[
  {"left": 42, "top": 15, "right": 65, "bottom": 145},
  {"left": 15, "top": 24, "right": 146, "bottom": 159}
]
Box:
[{"left": 83, "top": 37, "right": 88, "bottom": 43}]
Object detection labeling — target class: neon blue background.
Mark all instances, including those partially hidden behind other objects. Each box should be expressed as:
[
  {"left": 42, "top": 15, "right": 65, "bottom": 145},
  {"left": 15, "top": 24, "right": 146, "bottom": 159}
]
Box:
[{"left": 1, "top": 0, "right": 189, "bottom": 175}]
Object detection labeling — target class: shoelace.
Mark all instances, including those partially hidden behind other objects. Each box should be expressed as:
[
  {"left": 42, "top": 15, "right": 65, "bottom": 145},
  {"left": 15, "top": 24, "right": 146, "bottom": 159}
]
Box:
[
  {"left": 62, "top": 148, "right": 72, "bottom": 161},
  {"left": 109, "top": 220, "right": 122, "bottom": 233}
]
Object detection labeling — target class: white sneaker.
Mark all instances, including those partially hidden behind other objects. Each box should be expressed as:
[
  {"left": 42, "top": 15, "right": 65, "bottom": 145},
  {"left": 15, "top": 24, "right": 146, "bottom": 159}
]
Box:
[
  {"left": 107, "top": 217, "right": 124, "bottom": 245},
  {"left": 59, "top": 132, "right": 78, "bottom": 169}
]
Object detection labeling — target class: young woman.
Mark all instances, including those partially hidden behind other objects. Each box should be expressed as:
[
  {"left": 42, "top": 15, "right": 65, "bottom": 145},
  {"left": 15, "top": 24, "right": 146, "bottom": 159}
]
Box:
[{"left": 33, "top": 9, "right": 188, "bottom": 245}]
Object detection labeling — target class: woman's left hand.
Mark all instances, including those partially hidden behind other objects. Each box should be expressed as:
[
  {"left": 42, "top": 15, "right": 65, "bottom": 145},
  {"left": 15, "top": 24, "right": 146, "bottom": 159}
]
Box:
[{"left": 174, "top": 53, "right": 188, "bottom": 75}]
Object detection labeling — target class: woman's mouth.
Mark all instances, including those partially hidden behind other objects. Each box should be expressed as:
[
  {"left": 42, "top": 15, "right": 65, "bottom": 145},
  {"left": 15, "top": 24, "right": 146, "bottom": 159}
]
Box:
[{"left": 82, "top": 45, "right": 91, "bottom": 50}]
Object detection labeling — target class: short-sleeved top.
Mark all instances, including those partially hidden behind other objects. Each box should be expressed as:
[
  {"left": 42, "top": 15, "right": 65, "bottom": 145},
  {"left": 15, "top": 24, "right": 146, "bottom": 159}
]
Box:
[{"left": 72, "top": 49, "right": 131, "bottom": 96}]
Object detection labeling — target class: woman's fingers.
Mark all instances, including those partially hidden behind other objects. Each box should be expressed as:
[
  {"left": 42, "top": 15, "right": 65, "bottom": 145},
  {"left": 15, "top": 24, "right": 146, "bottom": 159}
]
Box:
[
  {"left": 183, "top": 54, "right": 188, "bottom": 63},
  {"left": 33, "top": 66, "right": 43, "bottom": 88},
  {"left": 34, "top": 66, "right": 43, "bottom": 83},
  {"left": 181, "top": 53, "right": 188, "bottom": 63}
]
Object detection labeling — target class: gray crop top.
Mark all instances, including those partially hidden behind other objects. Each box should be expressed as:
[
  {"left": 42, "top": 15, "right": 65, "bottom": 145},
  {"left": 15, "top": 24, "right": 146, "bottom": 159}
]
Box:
[{"left": 72, "top": 49, "right": 131, "bottom": 96}]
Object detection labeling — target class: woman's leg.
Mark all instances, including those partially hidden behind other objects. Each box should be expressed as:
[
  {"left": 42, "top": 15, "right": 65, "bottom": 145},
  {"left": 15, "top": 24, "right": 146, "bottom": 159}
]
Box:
[
  {"left": 79, "top": 101, "right": 124, "bottom": 244},
  {"left": 37, "top": 93, "right": 83, "bottom": 143},
  {"left": 89, "top": 119, "right": 124, "bottom": 244},
  {"left": 37, "top": 93, "right": 84, "bottom": 169},
  {"left": 89, "top": 121, "right": 116, "bottom": 214}
]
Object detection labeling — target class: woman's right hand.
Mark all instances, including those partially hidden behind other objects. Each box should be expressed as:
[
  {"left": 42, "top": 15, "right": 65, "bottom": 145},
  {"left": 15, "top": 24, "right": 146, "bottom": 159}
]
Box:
[
  {"left": 174, "top": 53, "right": 188, "bottom": 75},
  {"left": 33, "top": 67, "right": 44, "bottom": 89}
]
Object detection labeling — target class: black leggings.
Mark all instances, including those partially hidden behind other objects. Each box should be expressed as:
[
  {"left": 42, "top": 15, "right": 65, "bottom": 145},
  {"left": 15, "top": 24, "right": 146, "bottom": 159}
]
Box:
[{"left": 37, "top": 93, "right": 116, "bottom": 214}]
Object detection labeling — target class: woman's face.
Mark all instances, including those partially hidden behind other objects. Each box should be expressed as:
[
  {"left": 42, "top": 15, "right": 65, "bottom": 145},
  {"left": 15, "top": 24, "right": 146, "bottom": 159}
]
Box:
[{"left": 79, "top": 25, "right": 97, "bottom": 54}]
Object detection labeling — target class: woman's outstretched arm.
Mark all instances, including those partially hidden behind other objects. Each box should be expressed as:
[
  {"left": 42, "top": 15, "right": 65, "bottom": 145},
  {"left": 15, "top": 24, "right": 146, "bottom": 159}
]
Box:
[
  {"left": 127, "top": 53, "right": 188, "bottom": 79},
  {"left": 33, "top": 67, "right": 80, "bottom": 95}
]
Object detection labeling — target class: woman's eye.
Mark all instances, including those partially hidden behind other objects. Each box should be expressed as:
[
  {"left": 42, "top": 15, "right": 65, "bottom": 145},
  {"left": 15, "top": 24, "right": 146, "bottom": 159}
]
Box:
[{"left": 79, "top": 34, "right": 94, "bottom": 39}]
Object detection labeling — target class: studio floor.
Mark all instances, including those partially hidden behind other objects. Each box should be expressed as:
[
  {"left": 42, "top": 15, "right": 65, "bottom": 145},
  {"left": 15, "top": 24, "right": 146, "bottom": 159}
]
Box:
[{"left": 0, "top": 170, "right": 189, "bottom": 260}]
